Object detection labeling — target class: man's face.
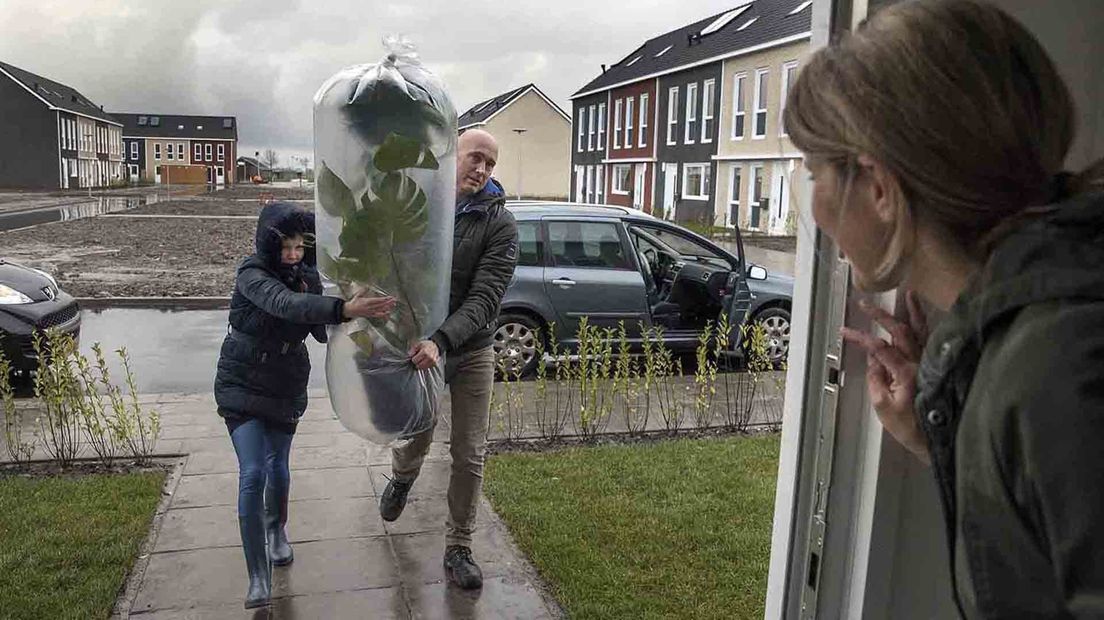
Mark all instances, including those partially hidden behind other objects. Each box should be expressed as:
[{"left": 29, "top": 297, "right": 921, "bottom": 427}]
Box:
[{"left": 456, "top": 134, "right": 498, "bottom": 196}]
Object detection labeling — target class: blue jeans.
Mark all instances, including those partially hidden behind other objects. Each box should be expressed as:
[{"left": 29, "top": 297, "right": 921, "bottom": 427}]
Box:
[{"left": 229, "top": 418, "right": 294, "bottom": 518}]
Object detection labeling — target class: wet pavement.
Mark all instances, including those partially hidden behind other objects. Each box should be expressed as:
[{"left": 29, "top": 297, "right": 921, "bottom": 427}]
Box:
[
  {"left": 0, "top": 194, "right": 158, "bottom": 231},
  {"left": 112, "top": 393, "right": 558, "bottom": 619}
]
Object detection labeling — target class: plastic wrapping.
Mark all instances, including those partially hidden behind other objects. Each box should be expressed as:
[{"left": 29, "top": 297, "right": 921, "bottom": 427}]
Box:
[{"left": 313, "top": 38, "right": 457, "bottom": 445}]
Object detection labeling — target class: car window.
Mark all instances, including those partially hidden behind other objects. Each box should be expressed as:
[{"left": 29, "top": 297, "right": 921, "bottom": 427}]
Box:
[
  {"left": 631, "top": 225, "right": 731, "bottom": 266},
  {"left": 517, "top": 222, "right": 543, "bottom": 267},
  {"left": 547, "top": 221, "right": 632, "bottom": 270}
]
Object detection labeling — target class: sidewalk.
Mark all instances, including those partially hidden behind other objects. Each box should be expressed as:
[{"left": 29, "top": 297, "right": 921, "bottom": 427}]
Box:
[{"left": 122, "top": 392, "right": 558, "bottom": 619}]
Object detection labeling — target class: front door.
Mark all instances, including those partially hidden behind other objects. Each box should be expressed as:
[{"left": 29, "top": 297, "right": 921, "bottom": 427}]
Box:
[
  {"left": 663, "top": 164, "right": 677, "bottom": 220},
  {"left": 155, "top": 165, "right": 162, "bottom": 184},
  {"left": 574, "top": 165, "right": 584, "bottom": 202},
  {"left": 633, "top": 163, "right": 646, "bottom": 209},
  {"left": 216, "top": 166, "right": 225, "bottom": 186},
  {"left": 543, "top": 219, "right": 650, "bottom": 345}
]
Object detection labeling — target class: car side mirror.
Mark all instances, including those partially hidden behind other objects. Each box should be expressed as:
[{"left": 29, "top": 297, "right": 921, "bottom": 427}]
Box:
[{"left": 748, "top": 265, "right": 768, "bottom": 281}]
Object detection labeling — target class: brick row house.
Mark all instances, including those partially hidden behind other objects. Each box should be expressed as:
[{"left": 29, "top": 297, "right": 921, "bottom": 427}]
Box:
[
  {"left": 113, "top": 114, "right": 238, "bottom": 186},
  {"left": 569, "top": 0, "right": 811, "bottom": 234},
  {"left": 0, "top": 61, "right": 124, "bottom": 189}
]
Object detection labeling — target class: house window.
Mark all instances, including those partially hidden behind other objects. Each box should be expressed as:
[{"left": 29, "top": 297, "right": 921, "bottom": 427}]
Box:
[
  {"left": 218, "top": 144, "right": 225, "bottom": 162},
  {"left": 682, "top": 163, "right": 711, "bottom": 200},
  {"left": 754, "top": 68, "right": 769, "bottom": 138},
  {"left": 597, "top": 103, "right": 607, "bottom": 150},
  {"left": 577, "top": 109, "right": 585, "bottom": 152},
  {"left": 131, "top": 142, "right": 138, "bottom": 159},
  {"left": 732, "top": 73, "right": 747, "bottom": 140},
  {"left": 613, "top": 99, "right": 622, "bottom": 149},
  {"left": 612, "top": 164, "right": 632, "bottom": 194},
  {"left": 586, "top": 166, "right": 596, "bottom": 203},
  {"left": 178, "top": 143, "right": 185, "bottom": 160},
  {"left": 749, "top": 164, "right": 765, "bottom": 229},
  {"left": 780, "top": 61, "right": 798, "bottom": 136},
  {"left": 156, "top": 143, "right": 163, "bottom": 160},
  {"left": 685, "top": 82, "right": 698, "bottom": 144},
  {"left": 205, "top": 144, "right": 213, "bottom": 161},
  {"left": 728, "top": 166, "right": 742, "bottom": 228},
  {"left": 639, "top": 93, "right": 649, "bottom": 147},
  {"left": 595, "top": 165, "right": 605, "bottom": 203},
  {"left": 667, "top": 87, "right": 679, "bottom": 145},
  {"left": 138, "top": 116, "right": 148, "bottom": 126},
  {"left": 625, "top": 97, "right": 634, "bottom": 149},
  {"left": 587, "top": 105, "right": 596, "bottom": 151},
  {"left": 195, "top": 143, "right": 202, "bottom": 160},
  {"left": 701, "top": 79, "right": 716, "bottom": 143}
]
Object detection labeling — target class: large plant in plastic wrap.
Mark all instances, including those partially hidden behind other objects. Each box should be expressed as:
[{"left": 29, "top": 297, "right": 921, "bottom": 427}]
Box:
[{"left": 313, "top": 39, "right": 457, "bottom": 445}]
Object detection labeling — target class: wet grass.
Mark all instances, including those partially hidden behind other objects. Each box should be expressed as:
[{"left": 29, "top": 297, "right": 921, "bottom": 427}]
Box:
[
  {"left": 485, "top": 434, "right": 780, "bottom": 619},
  {"left": 0, "top": 471, "right": 166, "bottom": 619}
]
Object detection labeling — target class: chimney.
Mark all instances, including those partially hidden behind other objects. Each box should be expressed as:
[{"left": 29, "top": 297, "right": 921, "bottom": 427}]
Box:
[{"left": 601, "top": 64, "right": 607, "bottom": 73}]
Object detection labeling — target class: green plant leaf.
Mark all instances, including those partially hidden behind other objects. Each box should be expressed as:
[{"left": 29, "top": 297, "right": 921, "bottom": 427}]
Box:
[
  {"left": 317, "top": 161, "right": 356, "bottom": 218},
  {"left": 350, "top": 329, "right": 374, "bottom": 356},
  {"left": 373, "top": 133, "right": 440, "bottom": 173},
  {"left": 371, "top": 172, "right": 429, "bottom": 244}
]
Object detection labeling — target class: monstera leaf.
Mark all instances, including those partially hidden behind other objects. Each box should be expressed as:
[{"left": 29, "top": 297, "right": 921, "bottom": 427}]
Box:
[
  {"left": 368, "top": 172, "right": 429, "bottom": 243},
  {"left": 316, "top": 162, "right": 356, "bottom": 218},
  {"left": 374, "top": 133, "right": 440, "bottom": 173}
]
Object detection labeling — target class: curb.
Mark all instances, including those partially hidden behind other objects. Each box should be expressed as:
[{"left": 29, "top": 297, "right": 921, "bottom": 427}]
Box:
[{"left": 78, "top": 297, "right": 231, "bottom": 311}]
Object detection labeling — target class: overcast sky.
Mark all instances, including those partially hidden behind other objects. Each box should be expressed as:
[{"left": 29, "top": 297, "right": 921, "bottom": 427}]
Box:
[{"left": 0, "top": 0, "right": 734, "bottom": 166}]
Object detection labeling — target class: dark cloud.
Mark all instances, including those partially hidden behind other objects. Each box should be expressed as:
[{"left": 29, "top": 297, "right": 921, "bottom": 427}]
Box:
[{"left": 0, "top": 0, "right": 733, "bottom": 160}]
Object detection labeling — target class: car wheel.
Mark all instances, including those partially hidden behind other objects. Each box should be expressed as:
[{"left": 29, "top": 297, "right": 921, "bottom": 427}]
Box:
[
  {"left": 493, "top": 314, "right": 543, "bottom": 378},
  {"left": 748, "top": 307, "right": 791, "bottom": 367}
]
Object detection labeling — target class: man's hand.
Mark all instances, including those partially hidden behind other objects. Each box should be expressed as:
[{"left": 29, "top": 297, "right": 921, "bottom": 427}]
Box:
[
  {"left": 409, "top": 340, "right": 440, "bottom": 370},
  {"left": 841, "top": 292, "right": 931, "bottom": 464}
]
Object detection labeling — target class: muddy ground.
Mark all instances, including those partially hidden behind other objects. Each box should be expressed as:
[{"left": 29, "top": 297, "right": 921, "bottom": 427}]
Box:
[
  {"left": 208, "top": 184, "right": 313, "bottom": 200},
  {"left": 131, "top": 199, "right": 268, "bottom": 217},
  {"left": 1, "top": 213, "right": 253, "bottom": 298}
]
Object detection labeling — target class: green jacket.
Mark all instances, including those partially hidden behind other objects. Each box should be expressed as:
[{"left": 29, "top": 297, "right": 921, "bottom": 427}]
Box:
[{"left": 915, "top": 192, "right": 1104, "bottom": 618}]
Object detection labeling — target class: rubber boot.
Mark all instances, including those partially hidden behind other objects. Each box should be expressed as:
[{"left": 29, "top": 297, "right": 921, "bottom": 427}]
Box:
[
  {"left": 239, "top": 514, "right": 272, "bottom": 609},
  {"left": 265, "top": 484, "right": 294, "bottom": 566}
]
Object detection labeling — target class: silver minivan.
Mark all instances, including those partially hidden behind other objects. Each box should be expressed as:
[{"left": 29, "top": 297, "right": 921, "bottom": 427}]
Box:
[{"left": 494, "top": 202, "right": 793, "bottom": 375}]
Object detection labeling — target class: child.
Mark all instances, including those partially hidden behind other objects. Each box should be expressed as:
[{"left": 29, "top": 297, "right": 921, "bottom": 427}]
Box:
[{"left": 214, "top": 201, "right": 394, "bottom": 609}]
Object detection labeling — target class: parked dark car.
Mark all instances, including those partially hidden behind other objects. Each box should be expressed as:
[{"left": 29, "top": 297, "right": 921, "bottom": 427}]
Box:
[
  {"left": 0, "top": 259, "right": 81, "bottom": 375},
  {"left": 494, "top": 202, "right": 793, "bottom": 375}
]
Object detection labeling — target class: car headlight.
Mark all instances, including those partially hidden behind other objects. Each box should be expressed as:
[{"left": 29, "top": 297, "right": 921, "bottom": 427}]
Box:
[
  {"left": 31, "top": 268, "right": 58, "bottom": 289},
  {"left": 0, "top": 284, "right": 33, "bottom": 305}
]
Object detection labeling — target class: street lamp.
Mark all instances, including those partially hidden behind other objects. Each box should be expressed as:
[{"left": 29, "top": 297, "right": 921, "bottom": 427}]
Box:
[{"left": 511, "top": 128, "right": 527, "bottom": 200}]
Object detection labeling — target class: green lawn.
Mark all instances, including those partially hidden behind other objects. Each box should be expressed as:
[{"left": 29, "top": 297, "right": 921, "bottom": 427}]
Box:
[
  {"left": 485, "top": 435, "right": 780, "bottom": 620},
  {"left": 0, "top": 470, "right": 166, "bottom": 620}
]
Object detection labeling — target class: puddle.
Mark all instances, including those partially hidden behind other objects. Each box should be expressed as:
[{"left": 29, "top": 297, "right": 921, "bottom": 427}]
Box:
[
  {"left": 78, "top": 308, "right": 327, "bottom": 394},
  {"left": 0, "top": 195, "right": 158, "bottom": 231}
]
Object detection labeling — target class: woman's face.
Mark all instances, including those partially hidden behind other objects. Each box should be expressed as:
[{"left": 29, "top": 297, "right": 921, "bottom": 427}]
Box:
[
  {"left": 281, "top": 234, "right": 305, "bottom": 266},
  {"left": 807, "top": 156, "right": 902, "bottom": 292}
]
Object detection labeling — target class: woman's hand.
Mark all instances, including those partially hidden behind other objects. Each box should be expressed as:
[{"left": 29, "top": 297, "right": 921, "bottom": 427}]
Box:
[
  {"left": 343, "top": 293, "right": 397, "bottom": 319},
  {"left": 841, "top": 291, "right": 932, "bottom": 464}
]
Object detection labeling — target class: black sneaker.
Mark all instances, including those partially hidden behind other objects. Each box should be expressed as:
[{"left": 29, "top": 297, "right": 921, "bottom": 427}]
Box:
[
  {"left": 444, "top": 545, "right": 484, "bottom": 590},
  {"left": 379, "top": 477, "right": 413, "bottom": 522}
]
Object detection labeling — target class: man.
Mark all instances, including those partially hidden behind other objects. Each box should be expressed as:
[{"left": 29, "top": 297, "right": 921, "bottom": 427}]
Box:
[{"left": 381, "top": 129, "right": 518, "bottom": 590}]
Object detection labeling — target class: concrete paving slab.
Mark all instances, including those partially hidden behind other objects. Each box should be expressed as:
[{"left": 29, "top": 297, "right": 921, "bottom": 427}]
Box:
[
  {"left": 270, "top": 537, "right": 400, "bottom": 596},
  {"left": 269, "top": 587, "right": 406, "bottom": 619},
  {"left": 405, "top": 576, "right": 555, "bottom": 620},
  {"left": 172, "top": 467, "right": 375, "bottom": 509},
  {"left": 369, "top": 460, "right": 453, "bottom": 499},
  {"left": 132, "top": 546, "right": 249, "bottom": 611},
  {"left": 389, "top": 527, "right": 528, "bottom": 586}
]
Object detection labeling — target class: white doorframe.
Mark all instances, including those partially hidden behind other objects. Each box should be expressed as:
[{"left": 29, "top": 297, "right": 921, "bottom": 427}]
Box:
[
  {"left": 633, "top": 163, "right": 646, "bottom": 209},
  {"left": 662, "top": 163, "right": 677, "bottom": 221},
  {"left": 574, "top": 165, "right": 584, "bottom": 202}
]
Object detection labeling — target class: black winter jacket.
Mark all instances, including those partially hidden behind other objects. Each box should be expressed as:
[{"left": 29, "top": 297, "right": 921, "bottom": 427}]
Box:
[
  {"left": 915, "top": 192, "right": 1104, "bottom": 618},
  {"left": 429, "top": 178, "right": 518, "bottom": 355},
  {"left": 214, "top": 202, "right": 346, "bottom": 430}
]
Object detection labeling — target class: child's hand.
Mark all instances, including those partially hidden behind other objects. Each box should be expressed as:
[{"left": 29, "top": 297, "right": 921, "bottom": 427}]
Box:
[{"left": 344, "top": 293, "right": 397, "bottom": 319}]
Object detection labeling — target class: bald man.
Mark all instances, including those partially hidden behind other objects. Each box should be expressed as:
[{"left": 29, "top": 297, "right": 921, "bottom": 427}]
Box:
[{"left": 381, "top": 129, "right": 519, "bottom": 590}]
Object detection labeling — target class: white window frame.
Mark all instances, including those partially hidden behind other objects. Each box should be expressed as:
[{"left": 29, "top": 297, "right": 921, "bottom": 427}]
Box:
[
  {"left": 130, "top": 142, "right": 138, "bottom": 159},
  {"left": 597, "top": 103, "right": 606, "bottom": 150},
  {"left": 684, "top": 82, "right": 699, "bottom": 144},
  {"left": 701, "top": 79, "right": 716, "bottom": 143},
  {"left": 586, "top": 165, "right": 596, "bottom": 203},
  {"left": 577, "top": 109, "right": 585, "bottom": 152},
  {"left": 595, "top": 165, "right": 605, "bottom": 203},
  {"left": 681, "top": 163, "right": 710, "bottom": 200},
  {"left": 754, "top": 68, "right": 769, "bottom": 139},
  {"left": 667, "top": 87, "right": 679, "bottom": 145},
  {"left": 218, "top": 144, "right": 225, "bottom": 162},
  {"left": 732, "top": 73, "right": 748, "bottom": 141},
  {"left": 587, "top": 105, "right": 596, "bottom": 152},
  {"left": 612, "top": 164, "right": 632, "bottom": 195},
  {"left": 195, "top": 143, "right": 202, "bottom": 160},
  {"left": 205, "top": 144, "right": 213, "bottom": 161},
  {"left": 638, "top": 93, "right": 649, "bottom": 148},
  {"left": 177, "top": 143, "right": 185, "bottom": 161},
  {"left": 613, "top": 99, "right": 622, "bottom": 149},
  {"left": 780, "top": 61, "right": 799, "bottom": 137},
  {"left": 166, "top": 143, "right": 173, "bottom": 161},
  {"left": 748, "top": 164, "right": 765, "bottom": 229},
  {"left": 625, "top": 97, "right": 634, "bottom": 149}
]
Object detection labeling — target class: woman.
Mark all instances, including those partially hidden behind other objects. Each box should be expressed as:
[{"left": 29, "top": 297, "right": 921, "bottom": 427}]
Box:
[
  {"left": 785, "top": 1, "right": 1104, "bottom": 617},
  {"left": 214, "top": 201, "right": 395, "bottom": 609}
]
